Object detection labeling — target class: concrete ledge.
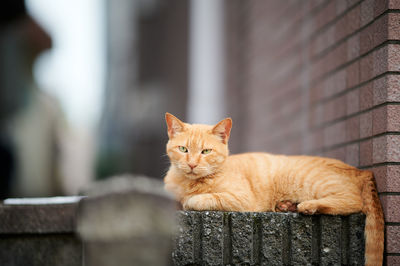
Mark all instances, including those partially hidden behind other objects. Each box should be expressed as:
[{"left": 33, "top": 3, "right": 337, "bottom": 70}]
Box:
[
  {"left": 0, "top": 202, "right": 78, "bottom": 234},
  {"left": 173, "top": 211, "right": 365, "bottom": 266},
  {"left": 0, "top": 199, "right": 82, "bottom": 266}
]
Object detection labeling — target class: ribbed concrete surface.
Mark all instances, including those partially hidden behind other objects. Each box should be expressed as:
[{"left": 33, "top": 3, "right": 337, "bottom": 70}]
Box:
[{"left": 173, "top": 211, "right": 365, "bottom": 266}]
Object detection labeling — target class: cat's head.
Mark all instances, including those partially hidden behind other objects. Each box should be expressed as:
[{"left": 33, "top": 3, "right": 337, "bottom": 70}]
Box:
[{"left": 165, "top": 113, "right": 232, "bottom": 179}]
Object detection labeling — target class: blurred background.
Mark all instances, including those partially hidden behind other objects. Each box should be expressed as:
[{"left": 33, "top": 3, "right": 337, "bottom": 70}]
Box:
[{"left": 0, "top": 0, "right": 392, "bottom": 198}]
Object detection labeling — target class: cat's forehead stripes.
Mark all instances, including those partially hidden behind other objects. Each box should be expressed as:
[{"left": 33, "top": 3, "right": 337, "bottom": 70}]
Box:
[{"left": 186, "top": 125, "right": 210, "bottom": 150}]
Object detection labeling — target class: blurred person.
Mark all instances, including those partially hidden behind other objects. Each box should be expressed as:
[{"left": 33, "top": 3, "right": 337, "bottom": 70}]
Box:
[{"left": 0, "top": 0, "right": 67, "bottom": 197}]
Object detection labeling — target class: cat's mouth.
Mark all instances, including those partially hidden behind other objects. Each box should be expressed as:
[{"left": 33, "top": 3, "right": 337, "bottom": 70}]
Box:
[{"left": 185, "top": 170, "right": 202, "bottom": 178}]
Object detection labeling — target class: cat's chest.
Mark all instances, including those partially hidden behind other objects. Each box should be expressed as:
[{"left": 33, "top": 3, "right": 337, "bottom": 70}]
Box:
[{"left": 183, "top": 178, "right": 219, "bottom": 195}]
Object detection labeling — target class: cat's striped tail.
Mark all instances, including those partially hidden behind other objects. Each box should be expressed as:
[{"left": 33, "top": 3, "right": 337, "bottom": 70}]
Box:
[{"left": 361, "top": 170, "right": 384, "bottom": 266}]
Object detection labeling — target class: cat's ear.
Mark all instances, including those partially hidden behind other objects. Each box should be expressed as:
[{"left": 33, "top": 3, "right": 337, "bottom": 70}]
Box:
[
  {"left": 165, "top": 112, "right": 186, "bottom": 138},
  {"left": 212, "top": 118, "right": 232, "bottom": 144}
]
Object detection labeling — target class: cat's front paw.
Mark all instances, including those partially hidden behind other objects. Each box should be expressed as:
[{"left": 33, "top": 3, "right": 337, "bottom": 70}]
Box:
[
  {"left": 183, "top": 194, "right": 217, "bottom": 211},
  {"left": 297, "top": 201, "right": 318, "bottom": 215}
]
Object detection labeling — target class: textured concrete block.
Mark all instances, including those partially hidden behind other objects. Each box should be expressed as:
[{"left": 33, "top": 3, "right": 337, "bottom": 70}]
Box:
[
  {"left": 320, "top": 215, "right": 342, "bottom": 265},
  {"left": 349, "top": 214, "right": 366, "bottom": 265},
  {"left": 201, "top": 211, "right": 225, "bottom": 265},
  {"left": 259, "top": 212, "right": 289, "bottom": 265},
  {"left": 173, "top": 212, "right": 366, "bottom": 265},
  {"left": 173, "top": 211, "right": 201, "bottom": 265},
  {"left": 230, "top": 212, "right": 253, "bottom": 264},
  {"left": 290, "top": 214, "right": 313, "bottom": 265}
]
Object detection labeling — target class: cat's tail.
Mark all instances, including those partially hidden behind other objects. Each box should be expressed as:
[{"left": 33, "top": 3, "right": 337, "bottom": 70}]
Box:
[{"left": 361, "top": 170, "right": 384, "bottom": 266}]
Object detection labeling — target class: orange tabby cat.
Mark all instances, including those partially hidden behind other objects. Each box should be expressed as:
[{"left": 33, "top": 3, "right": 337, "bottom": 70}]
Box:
[{"left": 163, "top": 113, "right": 384, "bottom": 266}]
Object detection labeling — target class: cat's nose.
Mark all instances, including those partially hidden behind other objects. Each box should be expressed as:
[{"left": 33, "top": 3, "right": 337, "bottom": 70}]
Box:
[{"left": 188, "top": 163, "right": 198, "bottom": 169}]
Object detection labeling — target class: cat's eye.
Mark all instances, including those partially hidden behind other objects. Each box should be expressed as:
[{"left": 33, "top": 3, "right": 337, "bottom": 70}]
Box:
[
  {"left": 202, "top": 149, "right": 212, "bottom": 154},
  {"left": 179, "top": 146, "right": 188, "bottom": 153}
]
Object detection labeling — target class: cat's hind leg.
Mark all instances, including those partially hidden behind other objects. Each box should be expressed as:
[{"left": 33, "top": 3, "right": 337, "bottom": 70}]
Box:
[{"left": 297, "top": 194, "right": 363, "bottom": 215}]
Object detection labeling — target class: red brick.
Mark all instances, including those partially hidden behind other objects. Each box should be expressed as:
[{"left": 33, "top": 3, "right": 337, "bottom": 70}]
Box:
[
  {"left": 373, "top": 75, "right": 400, "bottom": 105},
  {"left": 323, "top": 121, "right": 346, "bottom": 147},
  {"left": 309, "top": 104, "right": 324, "bottom": 128},
  {"left": 323, "top": 146, "right": 346, "bottom": 162},
  {"left": 345, "top": 143, "right": 359, "bottom": 166},
  {"left": 371, "top": 165, "right": 400, "bottom": 192},
  {"left": 309, "top": 0, "right": 325, "bottom": 11},
  {"left": 360, "top": 139, "right": 373, "bottom": 166},
  {"left": 388, "top": 44, "right": 400, "bottom": 71},
  {"left": 335, "top": 69, "right": 348, "bottom": 95},
  {"left": 380, "top": 195, "right": 400, "bottom": 222},
  {"left": 323, "top": 70, "right": 347, "bottom": 98},
  {"left": 386, "top": 75, "right": 400, "bottom": 102},
  {"left": 372, "top": 105, "right": 388, "bottom": 135},
  {"left": 314, "top": 1, "right": 336, "bottom": 32},
  {"left": 373, "top": 76, "right": 388, "bottom": 105},
  {"left": 360, "top": 111, "right": 373, "bottom": 138},
  {"left": 387, "top": 134, "right": 400, "bottom": 161},
  {"left": 346, "top": 61, "right": 360, "bottom": 88},
  {"left": 359, "top": 82, "right": 374, "bottom": 111},
  {"left": 374, "top": 0, "right": 388, "bottom": 17},
  {"left": 386, "top": 256, "right": 400, "bottom": 266},
  {"left": 324, "top": 96, "right": 347, "bottom": 123},
  {"left": 308, "top": 129, "right": 324, "bottom": 151},
  {"left": 336, "top": 0, "right": 348, "bottom": 16},
  {"left": 373, "top": 14, "right": 388, "bottom": 47},
  {"left": 335, "top": 14, "right": 348, "bottom": 42},
  {"left": 373, "top": 45, "right": 389, "bottom": 77},
  {"left": 313, "top": 25, "right": 336, "bottom": 57},
  {"left": 347, "top": 0, "right": 360, "bottom": 7},
  {"left": 346, "top": 4, "right": 360, "bottom": 35},
  {"left": 310, "top": 85, "right": 324, "bottom": 104},
  {"left": 389, "top": 0, "right": 400, "bottom": 9},
  {"left": 331, "top": 43, "right": 348, "bottom": 71},
  {"left": 360, "top": 0, "right": 374, "bottom": 27},
  {"left": 386, "top": 225, "right": 400, "bottom": 253},
  {"left": 346, "top": 116, "right": 360, "bottom": 141},
  {"left": 388, "top": 13, "right": 400, "bottom": 40},
  {"left": 360, "top": 53, "right": 374, "bottom": 82},
  {"left": 372, "top": 104, "right": 400, "bottom": 134},
  {"left": 373, "top": 135, "right": 387, "bottom": 163},
  {"left": 347, "top": 33, "right": 360, "bottom": 61},
  {"left": 373, "top": 135, "right": 400, "bottom": 163},
  {"left": 360, "top": 23, "right": 375, "bottom": 55},
  {"left": 387, "top": 104, "right": 400, "bottom": 131},
  {"left": 346, "top": 88, "right": 359, "bottom": 115},
  {"left": 311, "top": 60, "right": 324, "bottom": 82}
]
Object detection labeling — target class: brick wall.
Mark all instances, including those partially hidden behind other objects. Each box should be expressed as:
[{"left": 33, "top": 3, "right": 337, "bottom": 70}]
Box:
[{"left": 224, "top": 0, "right": 400, "bottom": 264}]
